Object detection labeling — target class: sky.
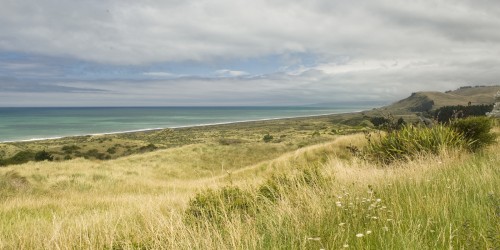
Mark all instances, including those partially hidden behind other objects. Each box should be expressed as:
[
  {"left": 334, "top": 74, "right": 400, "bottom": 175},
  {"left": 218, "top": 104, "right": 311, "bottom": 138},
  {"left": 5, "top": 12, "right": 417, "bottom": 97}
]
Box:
[{"left": 1, "top": 0, "right": 499, "bottom": 107}]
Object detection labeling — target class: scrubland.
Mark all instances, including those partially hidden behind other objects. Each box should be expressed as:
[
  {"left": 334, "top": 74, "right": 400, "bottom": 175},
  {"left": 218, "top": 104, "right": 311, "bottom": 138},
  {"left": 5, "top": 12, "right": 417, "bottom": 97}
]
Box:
[{"left": 0, "top": 123, "right": 498, "bottom": 249}]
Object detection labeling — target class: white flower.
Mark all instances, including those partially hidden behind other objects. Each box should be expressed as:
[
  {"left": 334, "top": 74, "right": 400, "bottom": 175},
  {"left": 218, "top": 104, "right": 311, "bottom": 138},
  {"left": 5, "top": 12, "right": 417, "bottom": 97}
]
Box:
[
  {"left": 356, "top": 233, "right": 364, "bottom": 238},
  {"left": 366, "top": 230, "right": 372, "bottom": 235},
  {"left": 343, "top": 244, "right": 349, "bottom": 248},
  {"left": 376, "top": 198, "right": 382, "bottom": 202}
]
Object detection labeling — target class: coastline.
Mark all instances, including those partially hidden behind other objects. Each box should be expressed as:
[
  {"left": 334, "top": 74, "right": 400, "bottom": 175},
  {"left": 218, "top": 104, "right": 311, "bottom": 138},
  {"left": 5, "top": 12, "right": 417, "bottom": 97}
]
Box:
[{"left": 1, "top": 109, "right": 366, "bottom": 143}]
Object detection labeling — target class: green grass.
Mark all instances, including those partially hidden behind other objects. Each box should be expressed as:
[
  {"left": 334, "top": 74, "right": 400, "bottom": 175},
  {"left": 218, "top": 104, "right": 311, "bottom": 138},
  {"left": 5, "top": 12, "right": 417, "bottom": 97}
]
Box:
[
  {"left": 180, "top": 148, "right": 499, "bottom": 249},
  {"left": 0, "top": 113, "right": 357, "bottom": 165},
  {"left": 364, "top": 125, "right": 467, "bottom": 164}
]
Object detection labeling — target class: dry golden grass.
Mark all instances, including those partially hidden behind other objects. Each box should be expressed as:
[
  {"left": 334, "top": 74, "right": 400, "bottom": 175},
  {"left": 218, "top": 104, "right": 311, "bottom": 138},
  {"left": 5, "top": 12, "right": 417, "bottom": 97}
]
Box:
[{"left": 0, "top": 128, "right": 498, "bottom": 249}]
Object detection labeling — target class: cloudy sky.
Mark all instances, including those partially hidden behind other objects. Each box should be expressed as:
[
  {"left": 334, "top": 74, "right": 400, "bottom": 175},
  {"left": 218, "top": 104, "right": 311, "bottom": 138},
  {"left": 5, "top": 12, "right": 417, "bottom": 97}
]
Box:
[{"left": 1, "top": 0, "right": 499, "bottom": 107}]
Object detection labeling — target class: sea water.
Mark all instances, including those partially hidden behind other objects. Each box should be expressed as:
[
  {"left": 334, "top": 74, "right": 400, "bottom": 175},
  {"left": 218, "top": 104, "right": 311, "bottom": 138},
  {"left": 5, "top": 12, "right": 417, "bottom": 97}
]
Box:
[{"left": 0, "top": 106, "right": 372, "bottom": 142}]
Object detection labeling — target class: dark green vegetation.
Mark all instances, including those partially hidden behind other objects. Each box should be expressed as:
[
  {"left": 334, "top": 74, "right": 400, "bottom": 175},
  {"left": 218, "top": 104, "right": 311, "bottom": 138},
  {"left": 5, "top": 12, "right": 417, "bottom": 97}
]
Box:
[
  {"left": 364, "top": 117, "right": 496, "bottom": 164},
  {"left": 365, "top": 125, "right": 466, "bottom": 164},
  {"left": 0, "top": 150, "right": 53, "bottom": 166},
  {"left": 433, "top": 104, "right": 493, "bottom": 123},
  {"left": 450, "top": 116, "right": 497, "bottom": 151}
]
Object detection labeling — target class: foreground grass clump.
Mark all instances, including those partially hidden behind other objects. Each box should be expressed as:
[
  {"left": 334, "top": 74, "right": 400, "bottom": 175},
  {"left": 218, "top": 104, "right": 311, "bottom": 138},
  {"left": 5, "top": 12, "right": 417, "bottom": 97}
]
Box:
[
  {"left": 365, "top": 124, "right": 466, "bottom": 164},
  {"left": 185, "top": 186, "right": 256, "bottom": 226}
]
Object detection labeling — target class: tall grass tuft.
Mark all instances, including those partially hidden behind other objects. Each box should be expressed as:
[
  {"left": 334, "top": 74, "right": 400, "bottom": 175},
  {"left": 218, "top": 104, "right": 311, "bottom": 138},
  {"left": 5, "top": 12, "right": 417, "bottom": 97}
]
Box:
[
  {"left": 364, "top": 125, "right": 467, "bottom": 164},
  {"left": 184, "top": 186, "right": 257, "bottom": 226}
]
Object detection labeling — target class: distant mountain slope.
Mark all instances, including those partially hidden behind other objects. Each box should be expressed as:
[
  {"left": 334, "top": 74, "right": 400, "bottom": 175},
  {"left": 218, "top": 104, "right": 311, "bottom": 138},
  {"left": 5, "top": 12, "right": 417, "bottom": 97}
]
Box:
[{"left": 383, "top": 86, "right": 500, "bottom": 114}]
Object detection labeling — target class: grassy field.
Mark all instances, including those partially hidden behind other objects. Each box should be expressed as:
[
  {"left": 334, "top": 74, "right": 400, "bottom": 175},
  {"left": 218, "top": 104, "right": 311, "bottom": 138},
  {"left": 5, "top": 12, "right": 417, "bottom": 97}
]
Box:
[
  {"left": 0, "top": 120, "right": 498, "bottom": 249},
  {"left": 0, "top": 112, "right": 368, "bottom": 164}
]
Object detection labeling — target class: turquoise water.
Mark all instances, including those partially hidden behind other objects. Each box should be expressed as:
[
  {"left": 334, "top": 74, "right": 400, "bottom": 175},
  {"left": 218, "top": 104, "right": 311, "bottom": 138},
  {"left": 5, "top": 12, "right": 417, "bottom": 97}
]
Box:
[{"left": 0, "top": 106, "right": 371, "bottom": 142}]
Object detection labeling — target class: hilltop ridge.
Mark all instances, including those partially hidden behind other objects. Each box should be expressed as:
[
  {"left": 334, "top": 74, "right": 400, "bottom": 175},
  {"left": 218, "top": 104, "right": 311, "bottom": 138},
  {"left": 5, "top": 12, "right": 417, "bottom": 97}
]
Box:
[{"left": 380, "top": 85, "right": 500, "bottom": 114}]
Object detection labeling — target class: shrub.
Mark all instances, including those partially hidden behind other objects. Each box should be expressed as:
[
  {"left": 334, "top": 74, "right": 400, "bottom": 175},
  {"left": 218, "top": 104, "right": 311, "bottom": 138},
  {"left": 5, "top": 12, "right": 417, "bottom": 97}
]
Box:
[
  {"left": 218, "top": 138, "right": 244, "bottom": 145},
  {"left": 185, "top": 186, "right": 256, "bottom": 225},
  {"left": 61, "top": 145, "right": 80, "bottom": 154},
  {"left": 450, "top": 117, "right": 496, "bottom": 151},
  {"left": 365, "top": 125, "right": 466, "bottom": 164},
  {"left": 137, "top": 143, "right": 158, "bottom": 153},
  {"left": 369, "top": 116, "right": 406, "bottom": 131},
  {"left": 262, "top": 134, "right": 273, "bottom": 143},
  {"left": 0, "top": 151, "right": 35, "bottom": 166},
  {"left": 370, "top": 116, "right": 390, "bottom": 127},
  {"left": 106, "top": 147, "right": 117, "bottom": 154},
  {"left": 34, "top": 150, "right": 54, "bottom": 161},
  {"left": 434, "top": 104, "right": 494, "bottom": 123}
]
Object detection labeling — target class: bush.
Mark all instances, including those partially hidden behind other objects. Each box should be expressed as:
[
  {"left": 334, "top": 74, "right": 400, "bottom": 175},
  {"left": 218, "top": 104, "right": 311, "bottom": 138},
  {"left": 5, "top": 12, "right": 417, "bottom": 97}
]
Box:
[
  {"left": 369, "top": 116, "right": 406, "bottom": 131},
  {"left": 0, "top": 151, "right": 35, "bottom": 166},
  {"left": 450, "top": 117, "right": 496, "bottom": 151},
  {"left": 433, "top": 104, "right": 494, "bottom": 123},
  {"left": 370, "top": 117, "right": 391, "bottom": 127},
  {"left": 185, "top": 186, "right": 256, "bottom": 225},
  {"left": 106, "top": 147, "right": 117, "bottom": 154},
  {"left": 138, "top": 143, "right": 158, "bottom": 153},
  {"left": 34, "top": 150, "right": 54, "bottom": 161},
  {"left": 61, "top": 145, "right": 80, "bottom": 154},
  {"left": 262, "top": 134, "right": 273, "bottom": 143},
  {"left": 365, "top": 125, "right": 466, "bottom": 164},
  {"left": 218, "top": 138, "right": 244, "bottom": 145}
]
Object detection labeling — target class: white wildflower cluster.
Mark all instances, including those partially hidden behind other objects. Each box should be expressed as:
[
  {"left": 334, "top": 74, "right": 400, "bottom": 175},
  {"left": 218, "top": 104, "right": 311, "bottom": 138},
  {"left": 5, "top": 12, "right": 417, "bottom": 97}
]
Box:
[{"left": 487, "top": 91, "right": 500, "bottom": 118}]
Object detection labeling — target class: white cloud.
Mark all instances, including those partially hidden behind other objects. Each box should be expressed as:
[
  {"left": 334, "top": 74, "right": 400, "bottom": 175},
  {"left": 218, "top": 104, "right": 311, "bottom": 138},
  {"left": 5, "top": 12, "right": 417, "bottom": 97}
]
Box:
[
  {"left": 142, "top": 71, "right": 175, "bottom": 78},
  {"left": 214, "top": 69, "right": 249, "bottom": 77}
]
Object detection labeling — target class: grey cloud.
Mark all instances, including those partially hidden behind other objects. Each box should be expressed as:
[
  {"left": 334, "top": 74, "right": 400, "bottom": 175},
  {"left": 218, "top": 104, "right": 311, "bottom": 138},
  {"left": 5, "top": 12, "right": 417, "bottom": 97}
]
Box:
[
  {"left": 375, "top": 2, "right": 500, "bottom": 43},
  {"left": 1, "top": 0, "right": 498, "bottom": 64},
  {"left": 0, "top": 0, "right": 500, "bottom": 106},
  {"left": 0, "top": 78, "right": 106, "bottom": 93}
]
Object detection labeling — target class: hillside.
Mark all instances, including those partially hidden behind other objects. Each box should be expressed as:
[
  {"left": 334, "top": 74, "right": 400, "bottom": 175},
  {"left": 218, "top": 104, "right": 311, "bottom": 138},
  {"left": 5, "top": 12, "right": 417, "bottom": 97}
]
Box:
[{"left": 379, "top": 85, "right": 500, "bottom": 114}]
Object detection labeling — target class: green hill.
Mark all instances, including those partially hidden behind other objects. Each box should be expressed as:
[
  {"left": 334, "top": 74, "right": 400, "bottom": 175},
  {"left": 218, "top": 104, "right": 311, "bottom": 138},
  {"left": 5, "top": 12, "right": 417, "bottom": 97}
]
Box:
[{"left": 378, "top": 85, "right": 500, "bottom": 115}]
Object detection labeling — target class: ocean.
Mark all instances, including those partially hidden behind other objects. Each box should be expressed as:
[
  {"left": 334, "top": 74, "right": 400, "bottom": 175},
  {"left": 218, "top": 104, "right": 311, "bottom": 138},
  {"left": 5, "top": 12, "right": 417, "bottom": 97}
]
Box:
[{"left": 0, "top": 106, "right": 372, "bottom": 142}]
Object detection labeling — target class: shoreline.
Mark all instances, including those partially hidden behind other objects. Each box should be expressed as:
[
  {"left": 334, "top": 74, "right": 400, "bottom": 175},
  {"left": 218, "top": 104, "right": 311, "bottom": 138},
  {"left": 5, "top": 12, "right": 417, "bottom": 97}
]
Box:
[{"left": 1, "top": 110, "right": 365, "bottom": 143}]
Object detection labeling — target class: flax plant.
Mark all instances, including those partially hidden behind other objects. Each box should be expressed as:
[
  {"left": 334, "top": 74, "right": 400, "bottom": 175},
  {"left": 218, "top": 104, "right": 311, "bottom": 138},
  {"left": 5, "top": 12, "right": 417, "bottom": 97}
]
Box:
[{"left": 365, "top": 124, "right": 468, "bottom": 164}]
